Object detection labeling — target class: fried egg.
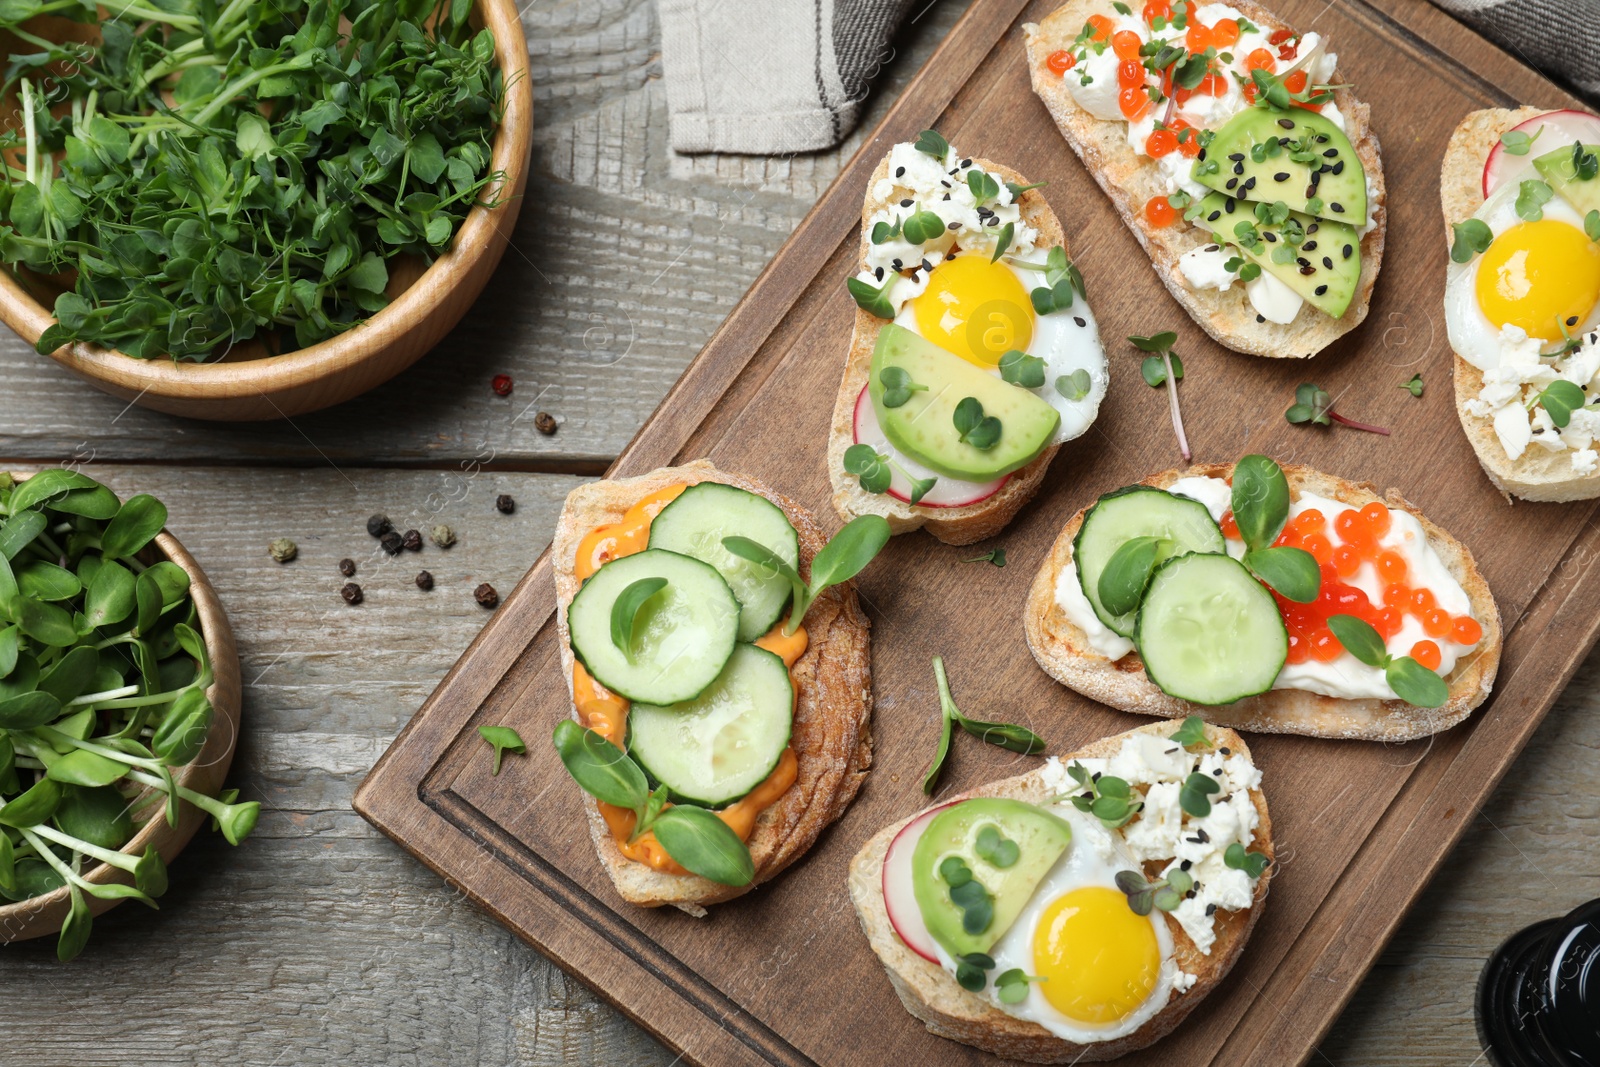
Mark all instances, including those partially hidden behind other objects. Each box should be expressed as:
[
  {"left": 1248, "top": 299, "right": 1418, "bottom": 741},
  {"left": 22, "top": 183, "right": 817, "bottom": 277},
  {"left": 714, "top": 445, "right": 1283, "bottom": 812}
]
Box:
[
  {"left": 892, "top": 252, "right": 1109, "bottom": 445},
  {"left": 976, "top": 805, "right": 1180, "bottom": 1043},
  {"left": 1446, "top": 172, "right": 1600, "bottom": 370}
]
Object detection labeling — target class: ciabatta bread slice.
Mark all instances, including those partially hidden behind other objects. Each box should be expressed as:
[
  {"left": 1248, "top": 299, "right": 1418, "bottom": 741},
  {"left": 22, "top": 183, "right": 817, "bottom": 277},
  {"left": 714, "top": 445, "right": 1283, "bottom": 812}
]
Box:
[
  {"left": 1024, "top": 462, "right": 1501, "bottom": 741},
  {"left": 827, "top": 153, "right": 1068, "bottom": 546},
  {"left": 1023, "top": 0, "right": 1386, "bottom": 358},
  {"left": 552, "top": 460, "right": 872, "bottom": 913},
  {"left": 848, "top": 721, "right": 1273, "bottom": 1063},
  {"left": 1442, "top": 106, "right": 1600, "bottom": 502}
]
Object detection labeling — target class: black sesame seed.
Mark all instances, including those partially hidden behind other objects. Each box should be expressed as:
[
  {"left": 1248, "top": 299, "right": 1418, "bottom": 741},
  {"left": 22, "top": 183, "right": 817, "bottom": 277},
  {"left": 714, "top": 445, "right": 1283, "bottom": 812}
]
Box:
[
  {"left": 892, "top": 258, "right": 903, "bottom": 270},
  {"left": 1228, "top": 152, "right": 1245, "bottom": 161},
  {"left": 1181, "top": 859, "right": 1193, "bottom": 871},
  {"left": 1273, "top": 171, "right": 1289, "bottom": 182},
  {"left": 1315, "top": 284, "right": 1328, "bottom": 295},
  {"left": 1331, "top": 201, "right": 1345, "bottom": 213},
  {"left": 1225, "top": 196, "right": 1236, "bottom": 212},
  {"left": 1299, "top": 264, "right": 1316, "bottom": 276},
  {"left": 1264, "top": 231, "right": 1277, "bottom": 242},
  {"left": 1303, "top": 240, "right": 1318, "bottom": 251},
  {"left": 1308, "top": 222, "right": 1320, "bottom": 233},
  {"left": 1198, "top": 148, "right": 1207, "bottom": 161},
  {"left": 1166, "top": 747, "right": 1180, "bottom": 755},
  {"left": 899, "top": 198, "right": 912, "bottom": 207},
  {"left": 1296, "top": 257, "right": 1310, "bottom": 267},
  {"left": 1208, "top": 210, "right": 1222, "bottom": 222},
  {"left": 940, "top": 179, "right": 951, "bottom": 188},
  {"left": 1277, "top": 117, "right": 1296, "bottom": 129},
  {"left": 1233, "top": 162, "right": 1245, "bottom": 175},
  {"left": 948, "top": 221, "right": 961, "bottom": 229},
  {"left": 874, "top": 266, "right": 884, "bottom": 280},
  {"left": 1332, "top": 160, "right": 1345, "bottom": 175},
  {"left": 895, "top": 166, "right": 905, "bottom": 177},
  {"left": 961, "top": 157, "right": 972, "bottom": 167},
  {"left": 1186, "top": 888, "right": 1198, "bottom": 899},
  {"left": 1206, "top": 903, "right": 1218, "bottom": 916},
  {"left": 942, "top": 192, "right": 951, "bottom": 201},
  {"left": 1197, "top": 829, "right": 1210, "bottom": 843},
  {"left": 1073, "top": 316, "right": 1087, "bottom": 327},
  {"left": 1568, "top": 316, "right": 1579, "bottom": 326},
  {"left": 1256, "top": 314, "right": 1265, "bottom": 323},
  {"left": 1322, "top": 256, "right": 1333, "bottom": 269},
  {"left": 1205, "top": 244, "right": 1219, "bottom": 252},
  {"left": 1219, "top": 747, "right": 1230, "bottom": 755},
  {"left": 1226, "top": 177, "right": 1239, "bottom": 189},
  {"left": 1323, "top": 148, "right": 1338, "bottom": 158},
  {"left": 921, "top": 258, "right": 933, "bottom": 272},
  {"left": 1213, "top": 767, "right": 1223, "bottom": 776},
  {"left": 1242, "top": 176, "right": 1257, "bottom": 191}
]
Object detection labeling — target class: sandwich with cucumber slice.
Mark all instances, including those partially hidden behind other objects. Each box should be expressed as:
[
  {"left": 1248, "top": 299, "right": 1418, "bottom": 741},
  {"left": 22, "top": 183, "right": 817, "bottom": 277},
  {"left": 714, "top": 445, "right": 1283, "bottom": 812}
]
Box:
[
  {"left": 829, "top": 130, "right": 1110, "bottom": 545},
  {"left": 1024, "top": 456, "right": 1501, "bottom": 740},
  {"left": 551, "top": 460, "right": 886, "bottom": 913}
]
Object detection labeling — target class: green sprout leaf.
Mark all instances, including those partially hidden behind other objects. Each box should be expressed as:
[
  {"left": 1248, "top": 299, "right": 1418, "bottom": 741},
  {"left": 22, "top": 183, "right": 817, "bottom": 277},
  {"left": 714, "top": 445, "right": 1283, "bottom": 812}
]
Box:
[
  {"left": 1326, "top": 614, "right": 1389, "bottom": 668},
  {"left": 1168, "top": 715, "right": 1211, "bottom": 750},
  {"left": 551, "top": 721, "right": 643, "bottom": 806},
  {"left": 847, "top": 274, "right": 896, "bottom": 319},
  {"left": 953, "top": 396, "right": 1002, "bottom": 449},
  {"left": 1179, "top": 772, "right": 1221, "bottom": 818},
  {"left": 967, "top": 168, "right": 1000, "bottom": 202},
  {"left": 1242, "top": 545, "right": 1321, "bottom": 603},
  {"left": 975, "top": 824, "right": 1020, "bottom": 869},
  {"left": 1055, "top": 369, "right": 1092, "bottom": 401},
  {"left": 990, "top": 221, "right": 1014, "bottom": 263},
  {"left": 842, "top": 444, "right": 892, "bottom": 495},
  {"left": 1141, "top": 352, "right": 1184, "bottom": 387},
  {"left": 998, "top": 350, "right": 1047, "bottom": 389},
  {"left": 879, "top": 365, "right": 926, "bottom": 408},
  {"left": 1387, "top": 655, "right": 1449, "bottom": 708},
  {"left": 901, "top": 208, "right": 946, "bottom": 245},
  {"left": 995, "top": 968, "right": 1043, "bottom": 1004},
  {"left": 1231, "top": 454, "right": 1292, "bottom": 552},
  {"left": 1401, "top": 373, "right": 1423, "bottom": 397},
  {"left": 961, "top": 547, "right": 1007, "bottom": 567},
  {"left": 651, "top": 805, "right": 755, "bottom": 886},
  {"left": 1450, "top": 218, "right": 1493, "bottom": 263},
  {"left": 610, "top": 577, "right": 668, "bottom": 663},
  {"left": 1535, "top": 380, "right": 1586, "bottom": 429},
  {"left": 1587, "top": 210, "right": 1600, "bottom": 243},
  {"left": 478, "top": 724, "right": 527, "bottom": 777},
  {"left": 913, "top": 128, "right": 949, "bottom": 158},
  {"left": 1225, "top": 842, "right": 1271, "bottom": 878},
  {"left": 1515, "top": 179, "right": 1554, "bottom": 222},
  {"left": 1097, "top": 535, "right": 1164, "bottom": 617},
  {"left": 1499, "top": 128, "right": 1540, "bottom": 156}
]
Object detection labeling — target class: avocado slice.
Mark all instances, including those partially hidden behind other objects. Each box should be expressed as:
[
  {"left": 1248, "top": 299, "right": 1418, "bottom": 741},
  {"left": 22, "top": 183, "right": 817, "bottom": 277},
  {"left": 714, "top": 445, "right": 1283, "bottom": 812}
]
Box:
[
  {"left": 910, "top": 798, "right": 1072, "bottom": 959},
  {"left": 869, "top": 325, "right": 1059, "bottom": 482},
  {"left": 1194, "top": 107, "right": 1365, "bottom": 225},
  {"left": 1533, "top": 142, "right": 1600, "bottom": 217},
  {"left": 1191, "top": 191, "right": 1362, "bottom": 318}
]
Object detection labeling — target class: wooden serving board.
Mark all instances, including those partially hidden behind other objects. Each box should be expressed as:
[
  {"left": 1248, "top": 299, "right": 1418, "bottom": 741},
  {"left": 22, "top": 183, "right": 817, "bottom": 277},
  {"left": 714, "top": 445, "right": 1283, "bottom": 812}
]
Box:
[{"left": 354, "top": 2, "right": 1592, "bottom": 1063}]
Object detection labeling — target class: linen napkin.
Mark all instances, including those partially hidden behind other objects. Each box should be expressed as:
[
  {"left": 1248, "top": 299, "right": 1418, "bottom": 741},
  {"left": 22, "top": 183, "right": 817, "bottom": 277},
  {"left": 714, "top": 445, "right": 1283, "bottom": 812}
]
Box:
[{"left": 657, "top": 0, "right": 1600, "bottom": 155}]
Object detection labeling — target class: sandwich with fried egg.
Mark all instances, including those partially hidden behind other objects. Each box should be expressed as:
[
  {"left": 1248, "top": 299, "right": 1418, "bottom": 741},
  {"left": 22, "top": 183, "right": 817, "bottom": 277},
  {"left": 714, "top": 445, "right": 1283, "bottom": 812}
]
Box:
[
  {"left": 1023, "top": 0, "right": 1386, "bottom": 358},
  {"left": 1024, "top": 455, "right": 1500, "bottom": 741},
  {"left": 1442, "top": 107, "right": 1600, "bottom": 501},
  {"left": 550, "top": 460, "right": 879, "bottom": 914},
  {"left": 829, "top": 129, "right": 1109, "bottom": 545},
  {"left": 848, "top": 718, "right": 1272, "bottom": 1062}
]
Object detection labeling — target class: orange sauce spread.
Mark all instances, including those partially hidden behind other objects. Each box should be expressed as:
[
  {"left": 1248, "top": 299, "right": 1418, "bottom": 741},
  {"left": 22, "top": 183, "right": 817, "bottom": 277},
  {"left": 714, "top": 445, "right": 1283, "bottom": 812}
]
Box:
[{"left": 571, "top": 482, "right": 807, "bottom": 876}]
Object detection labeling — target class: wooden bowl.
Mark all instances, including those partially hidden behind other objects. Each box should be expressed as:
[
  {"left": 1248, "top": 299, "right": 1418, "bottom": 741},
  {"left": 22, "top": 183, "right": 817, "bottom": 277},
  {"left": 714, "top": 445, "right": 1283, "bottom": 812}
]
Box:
[
  {"left": 0, "top": 502, "right": 242, "bottom": 944},
  {"left": 0, "top": 1, "right": 533, "bottom": 421}
]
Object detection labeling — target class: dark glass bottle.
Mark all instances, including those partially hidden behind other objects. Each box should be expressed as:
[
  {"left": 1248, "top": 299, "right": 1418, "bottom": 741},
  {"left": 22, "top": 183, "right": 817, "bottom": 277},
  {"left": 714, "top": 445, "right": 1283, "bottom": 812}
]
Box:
[{"left": 1478, "top": 898, "right": 1600, "bottom": 1066}]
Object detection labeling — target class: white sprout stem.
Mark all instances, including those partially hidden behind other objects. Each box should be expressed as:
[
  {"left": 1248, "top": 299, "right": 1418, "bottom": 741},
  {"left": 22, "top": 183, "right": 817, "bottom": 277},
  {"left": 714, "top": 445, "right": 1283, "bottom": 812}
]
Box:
[
  {"left": 1164, "top": 352, "right": 1191, "bottom": 461},
  {"left": 29, "top": 823, "right": 138, "bottom": 871},
  {"left": 67, "top": 684, "right": 142, "bottom": 706},
  {"left": 20, "top": 79, "right": 36, "bottom": 188}
]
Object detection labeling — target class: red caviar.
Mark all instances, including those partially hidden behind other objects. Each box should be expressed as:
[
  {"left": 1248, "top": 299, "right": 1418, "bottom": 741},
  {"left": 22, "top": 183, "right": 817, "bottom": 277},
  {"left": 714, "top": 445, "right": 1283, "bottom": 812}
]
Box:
[
  {"left": 1146, "top": 127, "right": 1178, "bottom": 158},
  {"left": 1112, "top": 30, "right": 1143, "bottom": 60},
  {"left": 1245, "top": 48, "right": 1276, "bottom": 73},
  {"left": 1145, "top": 194, "right": 1178, "bottom": 227},
  {"left": 1142, "top": 0, "right": 1171, "bottom": 23},
  {"left": 1047, "top": 50, "right": 1076, "bottom": 74},
  {"left": 1211, "top": 18, "right": 1240, "bottom": 45},
  {"left": 1411, "top": 641, "right": 1442, "bottom": 671},
  {"left": 1185, "top": 21, "right": 1212, "bottom": 52},
  {"left": 1119, "top": 59, "right": 1146, "bottom": 88},
  {"left": 1087, "top": 14, "right": 1114, "bottom": 40},
  {"left": 1119, "top": 86, "right": 1151, "bottom": 120},
  {"left": 1453, "top": 617, "right": 1483, "bottom": 645},
  {"left": 1171, "top": 119, "right": 1202, "bottom": 157},
  {"left": 1220, "top": 509, "right": 1240, "bottom": 539}
]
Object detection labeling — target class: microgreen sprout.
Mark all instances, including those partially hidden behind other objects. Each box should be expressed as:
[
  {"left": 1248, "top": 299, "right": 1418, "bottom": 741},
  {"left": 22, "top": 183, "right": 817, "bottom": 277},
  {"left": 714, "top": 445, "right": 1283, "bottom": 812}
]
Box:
[
  {"left": 722, "top": 515, "right": 891, "bottom": 636},
  {"left": 842, "top": 444, "right": 936, "bottom": 505},
  {"left": 1530, "top": 380, "right": 1586, "bottom": 428},
  {"left": 1450, "top": 219, "right": 1493, "bottom": 263},
  {"left": 1115, "top": 867, "right": 1194, "bottom": 916},
  {"left": 477, "top": 725, "right": 527, "bottom": 776},
  {"left": 961, "top": 548, "right": 1007, "bottom": 568},
  {"left": 1225, "top": 842, "right": 1272, "bottom": 878},
  {"left": 1285, "top": 382, "right": 1390, "bottom": 435},
  {"left": 1168, "top": 715, "right": 1211, "bottom": 749},
  {"left": 1324, "top": 614, "right": 1449, "bottom": 708},
  {"left": 1128, "top": 332, "right": 1191, "bottom": 461},
  {"left": 1400, "top": 373, "right": 1424, "bottom": 398},
  {"left": 953, "top": 397, "right": 1003, "bottom": 450},
  {"left": 921, "top": 656, "right": 1047, "bottom": 795},
  {"left": 1060, "top": 761, "right": 1142, "bottom": 829},
  {"left": 1011, "top": 246, "right": 1085, "bottom": 315}
]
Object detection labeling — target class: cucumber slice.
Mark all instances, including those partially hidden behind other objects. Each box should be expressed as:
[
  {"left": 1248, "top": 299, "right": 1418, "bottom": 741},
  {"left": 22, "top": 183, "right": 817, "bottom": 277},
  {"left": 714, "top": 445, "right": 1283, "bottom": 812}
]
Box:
[
  {"left": 1073, "top": 487, "right": 1226, "bottom": 637},
  {"left": 568, "top": 549, "right": 740, "bottom": 704},
  {"left": 628, "top": 643, "right": 793, "bottom": 807},
  {"left": 649, "top": 482, "right": 800, "bottom": 642},
  {"left": 1135, "top": 553, "right": 1287, "bottom": 705}
]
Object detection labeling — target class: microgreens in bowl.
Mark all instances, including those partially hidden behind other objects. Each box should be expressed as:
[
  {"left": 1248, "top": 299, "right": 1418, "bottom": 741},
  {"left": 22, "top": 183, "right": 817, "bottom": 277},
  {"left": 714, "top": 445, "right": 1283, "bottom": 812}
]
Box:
[{"left": 0, "top": 470, "right": 255, "bottom": 961}]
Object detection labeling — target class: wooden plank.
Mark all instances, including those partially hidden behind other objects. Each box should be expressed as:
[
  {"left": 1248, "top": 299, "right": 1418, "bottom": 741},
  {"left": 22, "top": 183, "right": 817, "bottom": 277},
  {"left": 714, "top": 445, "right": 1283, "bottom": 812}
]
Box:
[{"left": 355, "top": 1, "right": 1597, "bottom": 1065}]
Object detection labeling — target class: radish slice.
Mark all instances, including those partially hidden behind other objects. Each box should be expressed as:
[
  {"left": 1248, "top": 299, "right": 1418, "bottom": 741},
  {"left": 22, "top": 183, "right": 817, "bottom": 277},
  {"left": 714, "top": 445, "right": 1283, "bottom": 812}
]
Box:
[
  {"left": 882, "top": 800, "right": 959, "bottom": 963},
  {"left": 1483, "top": 109, "right": 1600, "bottom": 198},
  {"left": 852, "top": 385, "right": 1007, "bottom": 508}
]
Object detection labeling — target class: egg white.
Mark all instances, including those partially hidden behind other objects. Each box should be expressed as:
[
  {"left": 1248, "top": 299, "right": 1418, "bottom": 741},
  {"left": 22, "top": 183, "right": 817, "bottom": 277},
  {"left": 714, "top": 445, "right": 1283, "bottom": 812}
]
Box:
[
  {"left": 934, "top": 805, "right": 1179, "bottom": 1045},
  {"left": 1445, "top": 167, "right": 1600, "bottom": 371},
  {"left": 891, "top": 257, "right": 1110, "bottom": 448}
]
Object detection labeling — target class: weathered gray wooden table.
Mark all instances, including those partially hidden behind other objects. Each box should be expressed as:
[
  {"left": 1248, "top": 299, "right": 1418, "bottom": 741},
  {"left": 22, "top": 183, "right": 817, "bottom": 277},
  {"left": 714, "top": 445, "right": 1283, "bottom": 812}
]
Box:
[{"left": 1, "top": 2, "right": 1592, "bottom": 1063}]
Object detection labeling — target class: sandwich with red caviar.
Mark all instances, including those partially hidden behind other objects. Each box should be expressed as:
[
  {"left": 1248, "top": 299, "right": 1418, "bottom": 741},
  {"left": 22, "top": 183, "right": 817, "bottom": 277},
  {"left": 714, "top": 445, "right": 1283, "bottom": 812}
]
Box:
[
  {"left": 849, "top": 717, "right": 1272, "bottom": 1062},
  {"left": 830, "top": 128, "right": 1109, "bottom": 545},
  {"left": 550, "top": 460, "right": 885, "bottom": 913},
  {"left": 1024, "top": 456, "right": 1500, "bottom": 740},
  {"left": 1023, "top": 1, "right": 1386, "bottom": 358}
]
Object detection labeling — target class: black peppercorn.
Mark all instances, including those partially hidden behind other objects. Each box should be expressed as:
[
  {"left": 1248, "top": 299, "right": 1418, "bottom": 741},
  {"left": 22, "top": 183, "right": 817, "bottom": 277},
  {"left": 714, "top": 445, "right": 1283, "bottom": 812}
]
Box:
[
  {"left": 495, "top": 494, "right": 515, "bottom": 514},
  {"left": 534, "top": 412, "right": 557, "bottom": 435},
  {"left": 338, "top": 558, "right": 356, "bottom": 577},
  {"left": 341, "top": 583, "right": 363, "bottom": 604},
  {"left": 415, "top": 570, "right": 434, "bottom": 591},
  {"left": 379, "top": 531, "right": 404, "bottom": 555},
  {"left": 367, "top": 513, "right": 392, "bottom": 537},
  {"left": 402, "top": 528, "right": 423, "bottom": 552},
  {"left": 474, "top": 582, "right": 499, "bottom": 608}
]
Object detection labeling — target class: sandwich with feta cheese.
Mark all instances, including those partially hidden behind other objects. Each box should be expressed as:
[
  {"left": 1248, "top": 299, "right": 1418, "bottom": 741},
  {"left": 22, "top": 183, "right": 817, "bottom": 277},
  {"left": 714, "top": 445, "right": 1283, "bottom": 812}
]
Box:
[
  {"left": 848, "top": 718, "right": 1272, "bottom": 1062},
  {"left": 1442, "top": 107, "right": 1600, "bottom": 501},
  {"left": 1023, "top": 0, "right": 1386, "bottom": 358},
  {"left": 831, "top": 131, "right": 1110, "bottom": 545},
  {"left": 1023, "top": 457, "right": 1501, "bottom": 741}
]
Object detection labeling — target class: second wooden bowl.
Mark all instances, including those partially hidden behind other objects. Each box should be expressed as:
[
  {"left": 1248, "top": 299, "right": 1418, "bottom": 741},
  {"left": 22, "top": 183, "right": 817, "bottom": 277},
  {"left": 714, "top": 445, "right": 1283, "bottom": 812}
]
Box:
[{"left": 0, "top": 0, "right": 533, "bottom": 421}]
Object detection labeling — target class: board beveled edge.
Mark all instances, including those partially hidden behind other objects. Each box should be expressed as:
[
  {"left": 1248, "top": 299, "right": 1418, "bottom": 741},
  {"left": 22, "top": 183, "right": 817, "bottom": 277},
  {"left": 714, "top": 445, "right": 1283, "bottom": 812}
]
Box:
[{"left": 351, "top": 1, "right": 1593, "bottom": 1065}]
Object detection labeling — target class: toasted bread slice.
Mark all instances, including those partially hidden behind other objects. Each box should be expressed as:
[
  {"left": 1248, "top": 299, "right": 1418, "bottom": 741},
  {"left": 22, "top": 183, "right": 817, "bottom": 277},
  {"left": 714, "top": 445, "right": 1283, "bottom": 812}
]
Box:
[
  {"left": 1441, "top": 106, "right": 1600, "bottom": 502},
  {"left": 827, "top": 153, "right": 1069, "bottom": 546},
  {"left": 1023, "top": 0, "right": 1387, "bottom": 358},
  {"left": 848, "top": 721, "right": 1273, "bottom": 1063},
  {"left": 552, "top": 460, "right": 873, "bottom": 913},
  {"left": 1024, "top": 462, "right": 1501, "bottom": 741}
]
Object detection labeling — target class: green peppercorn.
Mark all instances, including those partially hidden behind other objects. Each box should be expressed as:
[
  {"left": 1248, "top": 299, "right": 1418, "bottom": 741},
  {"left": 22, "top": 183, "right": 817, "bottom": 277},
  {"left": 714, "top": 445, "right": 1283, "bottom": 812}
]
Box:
[
  {"left": 269, "top": 538, "right": 298, "bottom": 563},
  {"left": 429, "top": 524, "right": 457, "bottom": 549}
]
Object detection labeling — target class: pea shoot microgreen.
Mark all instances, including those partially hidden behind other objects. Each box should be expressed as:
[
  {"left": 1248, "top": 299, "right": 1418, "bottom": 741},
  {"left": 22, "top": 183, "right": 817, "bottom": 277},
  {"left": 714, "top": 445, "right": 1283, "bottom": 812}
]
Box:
[
  {"left": 991, "top": 221, "right": 1015, "bottom": 263},
  {"left": 871, "top": 215, "right": 903, "bottom": 244},
  {"left": 961, "top": 548, "right": 1007, "bottom": 567},
  {"left": 1115, "top": 867, "right": 1194, "bottom": 915},
  {"left": 609, "top": 578, "right": 667, "bottom": 663},
  {"left": 1006, "top": 180, "right": 1048, "bottom": 200},
  {"left": 1498, "top": 127, "right": 1541, "bottom": 156},
  {"left": 477, "top": 725, "right": 526, "bottom": 776},
  {"left": 1285, "top": 382, "right": 1391, "bottom": 435},
  {"left": 953, "top": 397, "right": 1003, "bottom": 450},
  {"left": 842, "top": 444, "right": 936, "bottom": 504},
  {"left": 1225, "top": 842, "right": 1272, "bottom": 878},
  {"left": 1515, "top": 179, "right": 1554, "bottom": 222},
  {"left": 921, "top": 656, "right": 1047, "bottom": 795},
  {"left": 1056, "top": 368, "right": 1093, "bottom": 401},
  {"left": 1230, "top": 454, "right": 1321, "bottom": 603},
  {"left": 551, "top": 721, "right": 754, "bottom": 886},
  {"left": 847, "top": 274, "right": 897, "bottom": 319},
  {"left": 901, "top": 208, "right": 946, "bottom": 245},
  {"left": 723, "top": 514, "right": 891, "bottom": 637},
  {"left": 1060, "top": 761, "right": 1142, "bottom": 829},
  {"left": 1097, "top": 535, "right": 1165, "bottom": 617},
  {"left": 1531, "top": 380, "right": 1586, "bottom": 428},
  {"left": 955, "top": 951, "right": 996, "bottom": 992},
  {"left": 914, "top": 128, "right": 950, "bottom": 159},
  {"left": 1572, "top": 142, "right": 1600, "bottom": 182},
  {"left": 1401, "top": 373, "right": 1424, "bottom": 398},
  {"left": 0, "top": 470, "right": 257, "bottom": 961},
  {"left": 1324, "top": 615, "right": 1450, "bottom": 708},
  {"left": 998, "top": 350, "right": 1047, "bottom": 389},
  {"left": 1128, "top": 332, "right": 1191, "bottom": 461},
  {"left": 1169, "top": 715, "right": 1211, "bottom": 749},
  {"left": 1450, "top": 219, "right": 1493, "bottom": 263},
  {"left": 967, "top": 168, "right": 1001, "bottom": 202}
]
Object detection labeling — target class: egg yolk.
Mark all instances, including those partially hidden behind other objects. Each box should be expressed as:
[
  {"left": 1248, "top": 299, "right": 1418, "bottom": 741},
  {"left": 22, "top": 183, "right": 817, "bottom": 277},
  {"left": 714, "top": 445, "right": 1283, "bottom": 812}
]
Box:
[
  {"left": 1032, "top": 886, "right": 1161, "bottom": 1025},
  {"left": 911, "top": 255, "right": 1034, "bottom": 368},
  {"left": 1475, "top": 220, "right": 1600, "bottom": 340}
]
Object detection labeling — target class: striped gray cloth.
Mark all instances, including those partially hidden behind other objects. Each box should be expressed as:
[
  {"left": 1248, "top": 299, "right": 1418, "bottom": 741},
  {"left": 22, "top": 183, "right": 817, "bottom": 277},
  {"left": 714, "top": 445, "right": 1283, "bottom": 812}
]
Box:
[{"left": 658, "top": 0, "right": 1600, "bottom": 155}]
